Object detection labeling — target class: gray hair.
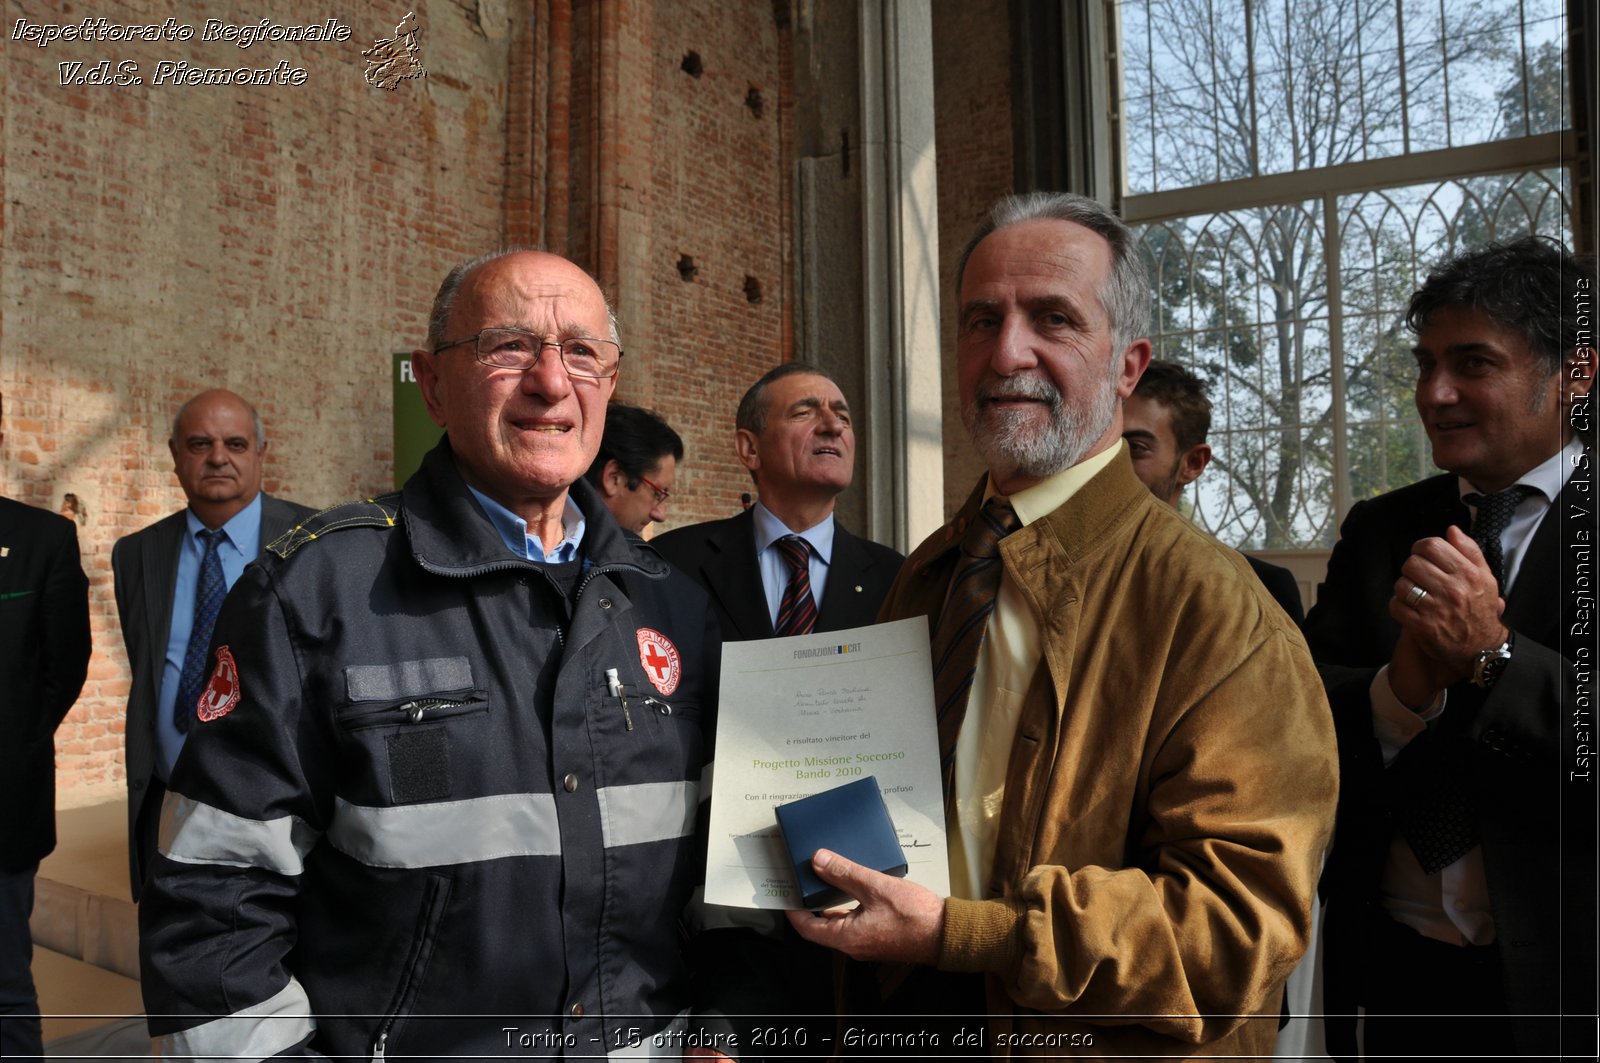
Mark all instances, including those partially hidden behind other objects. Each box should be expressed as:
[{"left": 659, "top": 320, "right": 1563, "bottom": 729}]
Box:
[
  {"left": 424, "top": 248, "right": 622, "bottom": 353},
  {"left": 734, "top": 362, "right": 843, "bottom": 436},
  {"left": 954, "top": 192, "right": 1151, "bottom": 355},
  {"left": 171, "top": 393, "right": 265, "bottom": 449}
]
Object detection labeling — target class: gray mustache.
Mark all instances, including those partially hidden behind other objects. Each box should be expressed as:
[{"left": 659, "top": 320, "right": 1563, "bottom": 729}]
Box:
[{"left": 975, "top": 374, "right": 1061, "bottom": 405}]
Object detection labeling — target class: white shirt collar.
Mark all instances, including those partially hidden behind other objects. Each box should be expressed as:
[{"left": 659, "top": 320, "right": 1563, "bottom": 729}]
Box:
[{"left": 1457, "top": 436, "right": 1584, "bottom": 504}]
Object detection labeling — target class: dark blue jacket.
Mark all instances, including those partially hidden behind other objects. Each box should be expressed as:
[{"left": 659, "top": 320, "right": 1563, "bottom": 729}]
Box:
[{"left": 140, "top": 439, "right": 719, "bottom": 1059}]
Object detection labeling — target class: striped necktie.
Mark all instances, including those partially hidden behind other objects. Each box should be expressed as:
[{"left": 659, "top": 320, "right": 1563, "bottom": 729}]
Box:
[
  {"left": 774, "top": 535, "right": 818, "bottom": 636},
  {"left": 931, "top": 498, "right": 1021, "bottom": 799}
]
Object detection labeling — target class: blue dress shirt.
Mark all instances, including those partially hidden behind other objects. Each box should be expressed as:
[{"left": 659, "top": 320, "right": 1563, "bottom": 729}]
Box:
[
  {"left": 157, "top": 493, "right": 262, "bottom": 780},
  {"left": 750, "top": 501, "right": 835, "bottom": 628},
  {"left": 466, "top": 486, "right": 587, "bottom": 563}
]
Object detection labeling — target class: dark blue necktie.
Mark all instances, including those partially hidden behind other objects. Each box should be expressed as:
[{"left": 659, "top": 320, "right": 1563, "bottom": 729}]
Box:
[
  {"left": 1399, "top": 485, "right": 1540, "bottom": 873},
  {"left": 1464, "top": 485, "right": 1540, "bottom": 590},
  {"left": 174, "top": 528, "right": 226, "bottom": 734}
]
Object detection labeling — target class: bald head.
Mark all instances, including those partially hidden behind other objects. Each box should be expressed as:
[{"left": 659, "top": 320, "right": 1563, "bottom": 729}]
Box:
[
  {"left": 168, "top": 389, "right": 267, "bottom": 528},
  {"left": 425, "top": 249, "right": 621, "bottom": 355},
  {"left": 411, "top": 250, "right": 620, "bottom": 527}
]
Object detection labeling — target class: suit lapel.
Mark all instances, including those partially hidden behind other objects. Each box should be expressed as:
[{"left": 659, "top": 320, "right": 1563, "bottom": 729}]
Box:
[
  {"left": 142, "top": 513, "right": 185, "bottom": 680},
  {"left": 258, "top": 495, "right": 302, "bottom": 554},
  {"left": 1414, "top": 475, "right": 1469, "bottom": 549},
  {"left": 141, "top": 493, "right": 293, "bottom": 681},
  {"left": 702, "top": 510, "right": 773, "bottom": 639},
  {"left": 816, "top": 523, "right": 874, "bottom": 630},
  {"left": 1502, "top": 462, "right": 1580, "bottom": 640},
  {"left": 1383, "top": 477, "right": 1468, "bottom": 582}
]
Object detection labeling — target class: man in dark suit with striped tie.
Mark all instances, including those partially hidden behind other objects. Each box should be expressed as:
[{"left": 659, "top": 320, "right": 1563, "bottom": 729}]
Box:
[
  {"left": 654, "top": 363, "right": 902, "bottom": 1051},
  {"left": 111, "top": 389, "right": 312, "bottom": 901},
  {"left": 653, "top": 363, "right": 903, "bottom": 642}
]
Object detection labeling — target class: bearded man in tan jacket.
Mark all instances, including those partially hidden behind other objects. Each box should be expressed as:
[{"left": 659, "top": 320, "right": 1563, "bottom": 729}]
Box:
[{"left": 786, "top": 192, "right": 1337, "bottom": 1058}]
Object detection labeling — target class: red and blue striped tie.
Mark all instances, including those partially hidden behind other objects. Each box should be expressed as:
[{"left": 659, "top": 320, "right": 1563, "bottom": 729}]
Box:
[{"left": 774, "top": 535, "right": 818, "bottom": 636}]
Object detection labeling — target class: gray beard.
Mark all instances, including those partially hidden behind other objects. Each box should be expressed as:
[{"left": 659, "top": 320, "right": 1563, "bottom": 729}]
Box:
[{"left": 962, "top": 370, "right": 1117, "bottom": 483}]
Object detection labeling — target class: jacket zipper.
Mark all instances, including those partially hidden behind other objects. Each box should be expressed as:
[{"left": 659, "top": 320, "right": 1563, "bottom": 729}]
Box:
[
  {"left": 552, "top": 563, "right": 627, "bottom": 652},
  {"left": 397, "top": 697, "right": 470, "bottom": 723},
  {"left": 368, "top": 873, "right": 451, "bottom": 1060},
  {"left": 338, "top": 695, "right": 482, "bottom": 731}
]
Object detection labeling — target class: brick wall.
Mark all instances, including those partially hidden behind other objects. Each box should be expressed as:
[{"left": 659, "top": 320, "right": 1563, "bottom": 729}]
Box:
[
  {"left": 635, "top": 0, "right": 789, "bottom": 527},
  {"left": 932, "top": 0, "right": 1015, "bottom": 519},
  {"left": 509, "top": 0, "right": 793, "bottom": 529},
  {"left": 1, "top": 0, "right": 515, "bottom": 801},
  {"left": 3, "top": 0, "right": 997, "bottom": 803}
]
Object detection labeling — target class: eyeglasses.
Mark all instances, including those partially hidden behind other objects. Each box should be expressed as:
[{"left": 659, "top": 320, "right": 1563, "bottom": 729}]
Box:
[
  {"left": 637, "top": 473, "right": 671, "bottom": 505},
  {"left": 433, "top": 328, "right": 624, "bottom": 379}
]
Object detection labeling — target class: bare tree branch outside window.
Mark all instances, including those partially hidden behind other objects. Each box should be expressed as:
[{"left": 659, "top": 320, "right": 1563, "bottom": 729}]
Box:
[{"left": 1116, "top": 0, "right": 1572, "bottom": 548}]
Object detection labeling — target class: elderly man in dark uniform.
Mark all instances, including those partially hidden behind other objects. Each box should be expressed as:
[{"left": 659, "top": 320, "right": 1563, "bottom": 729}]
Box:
[{"left": 138, "top": 251, "right": 721, "bottom": 1058}]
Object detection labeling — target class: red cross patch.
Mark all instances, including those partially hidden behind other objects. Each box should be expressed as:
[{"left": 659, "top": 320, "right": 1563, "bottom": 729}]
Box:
[
  {"left": 635, "top": 627, "right": 681, "bottom": 696},
  {"left": 196, "top": 645, "right": 241, "bottom": 722}
]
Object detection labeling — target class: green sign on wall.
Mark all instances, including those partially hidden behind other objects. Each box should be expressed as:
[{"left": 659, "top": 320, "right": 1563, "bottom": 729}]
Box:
[{"left": 393, "top": 352, "right": 444, "bottom": 489}]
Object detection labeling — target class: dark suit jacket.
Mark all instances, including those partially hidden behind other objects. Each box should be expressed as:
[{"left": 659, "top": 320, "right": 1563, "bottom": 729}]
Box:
[
  {"left": 0, "top": 497, "right": 91, "bottom": 871},
  {"left": 1304, "top": 469, "right": 1596, "bottom": 1058},
  {"left": 653, "top": 506, "right": 903, "bottom": 1043},
  {"left": 652, "top": 507, "right": 904, "bottom": 640},
  {"left": 112, "top": 493, "right": 312, "bottom": 898},
  {"left": 1245, "top": 554, "right": 1305, "bottom": 627}
]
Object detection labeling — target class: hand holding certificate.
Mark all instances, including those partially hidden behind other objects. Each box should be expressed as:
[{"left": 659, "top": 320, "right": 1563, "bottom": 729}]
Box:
[{"left": 705, "top": 617, "right": 949, "bottom": 909}]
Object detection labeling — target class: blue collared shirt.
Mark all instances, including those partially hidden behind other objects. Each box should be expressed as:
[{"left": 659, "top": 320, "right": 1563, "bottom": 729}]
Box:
[
  {"left": 751, "top": 501, "right": 835, "bottom": 627},
  {"left": 467, "top": 486, "right": 587, "bottom": 563},
  {"left": 157, "top": 493, "right": 263, "bottom": 780}
]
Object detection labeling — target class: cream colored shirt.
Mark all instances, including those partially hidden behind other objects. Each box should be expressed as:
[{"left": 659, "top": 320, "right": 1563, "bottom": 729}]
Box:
[{"left": 949, "top": 443, "right": 1124, "bottom": 900}]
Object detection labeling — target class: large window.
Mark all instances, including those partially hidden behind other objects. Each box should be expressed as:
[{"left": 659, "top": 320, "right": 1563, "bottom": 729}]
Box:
[{"left": 1113, "top": 0, "right": 1576, "bottom": 548}]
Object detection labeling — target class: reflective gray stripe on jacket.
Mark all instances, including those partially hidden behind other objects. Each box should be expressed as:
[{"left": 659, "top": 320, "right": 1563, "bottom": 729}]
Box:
[{"left": 152, "top": 979, "right": 315, "bottom": 1062}]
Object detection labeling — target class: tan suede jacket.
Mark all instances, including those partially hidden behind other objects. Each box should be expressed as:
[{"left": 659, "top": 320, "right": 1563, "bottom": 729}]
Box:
[{"left": 884, "top": 455, "right": 1337, "bottom": 1058}]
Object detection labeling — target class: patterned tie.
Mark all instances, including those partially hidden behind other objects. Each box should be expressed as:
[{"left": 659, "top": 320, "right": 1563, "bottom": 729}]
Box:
[
  {"left": 931, "top": 498, "right": 1022, "bottom": 799},
  {"left": 174, "top": 528, "right": 227, "bottom": 734},
  {"left": 1398, "top": 763, "right": 1480, "bottom": 875},
  {"left": 1464, "top": 484, "right": 1540, "bottom": 590},
  {"left": 773, "top": 535, "right": 818, "bottom": 636},
  {"left": 1398, "top": 486, "right": 1540, "bottom": 873}
]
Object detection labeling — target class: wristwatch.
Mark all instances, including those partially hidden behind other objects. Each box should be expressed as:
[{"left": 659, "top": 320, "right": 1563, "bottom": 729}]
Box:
[{"left": 1471, "top": 632, "right": 1514, "bottom": 690}]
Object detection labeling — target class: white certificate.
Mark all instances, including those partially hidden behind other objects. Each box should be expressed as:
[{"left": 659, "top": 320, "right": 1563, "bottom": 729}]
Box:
[{"left": 705, "top": 616, "right": 950, "bottom": 909}]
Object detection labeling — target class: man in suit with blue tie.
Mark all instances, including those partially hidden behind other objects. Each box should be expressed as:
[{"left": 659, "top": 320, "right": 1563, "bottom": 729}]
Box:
[
  {"left": 112, "top": 389, "right": 313, "bottom": 901},
  {"left": 652, "top": 363, "right": 902, "bottom": 642}
]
